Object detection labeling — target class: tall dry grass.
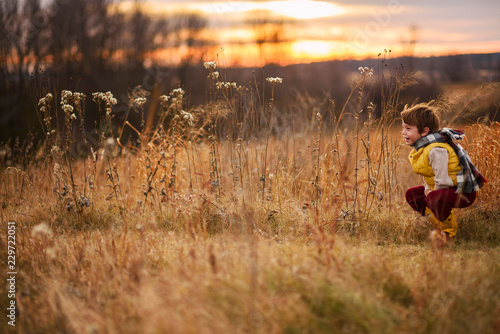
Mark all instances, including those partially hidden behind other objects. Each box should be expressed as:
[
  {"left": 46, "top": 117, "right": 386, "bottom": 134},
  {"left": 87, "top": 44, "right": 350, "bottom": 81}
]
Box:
[
  {"left": 2, "top": 222, "right": 500, "bottom": 333},
  {"left": 1, "top": 62, "right": 500, "bottom": 333}
]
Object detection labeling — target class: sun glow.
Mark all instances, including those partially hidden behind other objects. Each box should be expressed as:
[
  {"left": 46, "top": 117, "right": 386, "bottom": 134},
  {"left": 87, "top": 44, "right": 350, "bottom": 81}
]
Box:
[{"left": 291, "top": 40, "right": 339, "bottom": 61}]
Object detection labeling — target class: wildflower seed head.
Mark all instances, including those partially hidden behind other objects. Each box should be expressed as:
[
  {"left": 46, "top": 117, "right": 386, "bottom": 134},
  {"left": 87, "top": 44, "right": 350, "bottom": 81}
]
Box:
[
  {"left": 92, "top": 92, "right": 101, "bottom": 104},
  {"left": 73, "top": 92, "right": 86, "bottom": 104},
  {"left": 216, "top": 81, "right": 239, "bottom": 90},
  {"left": 32, "top": 222, "right": 53, "bottom": 238},
  {"left": 160, "top": 95, "right": 170, "bottom": 109},
  {"left": 46, "top": 247, "right": 56, "bottom": 261},
  {"left": 106, "top": 137, "right": 116, "bottom": 147},
  {"left": 92, "top": 91, "right": 117, "bottom": 107},
  {"left": 61, "top": 90, "right": 73, "bottom": 105},
  {"left": 53, "top": 162, "right": 60, "bottom": 175},
  {"left": 367, "top": 102, "right": 375, "bottom": 112},
  {"left": 180, "top": 110, "right": 195, "bottom": 126},
  {"left": 358, "top": 67, "right": 374, "bottom": 76},
  {"left": 172, "top": 88, "right": 185, "bottom": 96},
  {"left": 134, "top": 97, "right": 147, "bottom": 107},
  {"left": 106, "top": 92, "right": 118, "bottom": 105},
  {"left": 266, "top": 77, "right": 283, "bottom": 85},
  {"left": 209, "top": 71, "right": 219, "bottom": 80},
  {"left": 51, "top": 146, "right": 61, "bottom": 155},
  {"left": 62, "top": 104, "right": 74, "bottom": 114},
  {"left": 204, "top": 61, "right": 217, "bottom": 70}
]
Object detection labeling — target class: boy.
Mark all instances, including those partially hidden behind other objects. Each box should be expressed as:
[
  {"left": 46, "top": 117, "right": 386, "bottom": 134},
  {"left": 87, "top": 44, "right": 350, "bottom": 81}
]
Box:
[{"left": 401, "top": 103, "right": 486, "bottom": 241}]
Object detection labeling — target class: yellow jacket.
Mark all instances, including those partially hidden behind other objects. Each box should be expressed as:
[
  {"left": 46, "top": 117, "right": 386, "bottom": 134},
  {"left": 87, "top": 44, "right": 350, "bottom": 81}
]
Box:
[{"left": 408, "top": 142, "right": 462, "bottom": 190}]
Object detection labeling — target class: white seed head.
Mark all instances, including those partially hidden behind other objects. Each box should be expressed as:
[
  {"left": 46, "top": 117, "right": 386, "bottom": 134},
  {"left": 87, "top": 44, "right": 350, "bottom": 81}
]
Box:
[
  {"left": 266, "top": 77, "right": 283, "bottom": 85},
  {"left": 62, "top": 104, "right": 73, "bottom": 114},
  {"left": 61, "top": 90, "right": 73, "bottom": 105},
  {"left": 106, "top": 137, "right": 116, "bottom": 146},
  {"left": 134, "top": 97, "right": 147, "bottom": 107},
  {"left": 32, "top": 222, "right": 53, "bottom": 238},
  {"left": 209, "top": 71, "right": 219, "bottom": 80},
  {"left": 359, "top": 66, "right": 374, "bottom": 76},
  {"left": 172, "top": 88, "right": 185, "bottom": 96},
  {"left": 204, "top": 61, "right": 217, "bottom": 70}
]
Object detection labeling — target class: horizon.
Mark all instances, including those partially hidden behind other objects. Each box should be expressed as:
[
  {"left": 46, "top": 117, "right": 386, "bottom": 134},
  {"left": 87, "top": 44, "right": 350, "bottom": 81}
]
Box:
[{"left": 115, "top": 0, "right": 500, "bottom": 67}]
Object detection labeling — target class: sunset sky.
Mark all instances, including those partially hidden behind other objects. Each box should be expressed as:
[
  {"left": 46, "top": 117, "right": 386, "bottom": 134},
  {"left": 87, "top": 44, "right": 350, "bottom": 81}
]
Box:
[{"left": 117, "top": 0, "right": 500, "bottom": 66}]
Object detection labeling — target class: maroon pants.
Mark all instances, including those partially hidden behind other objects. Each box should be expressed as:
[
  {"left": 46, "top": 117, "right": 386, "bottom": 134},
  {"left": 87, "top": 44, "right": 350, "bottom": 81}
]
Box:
[{"left": 405, "top": 186, "right": 476, "bottom": 221}]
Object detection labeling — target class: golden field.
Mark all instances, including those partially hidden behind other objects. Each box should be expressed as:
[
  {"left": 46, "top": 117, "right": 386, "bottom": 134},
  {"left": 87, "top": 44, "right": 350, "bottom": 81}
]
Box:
[{"left": 1, "top": 65, "right": 500, "bottom": 333}]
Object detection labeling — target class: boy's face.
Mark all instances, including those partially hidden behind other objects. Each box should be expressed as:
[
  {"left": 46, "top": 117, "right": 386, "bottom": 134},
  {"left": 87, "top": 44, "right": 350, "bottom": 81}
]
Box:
[{"left": 401, "top": 121, "right": 428, "bottom": 146}]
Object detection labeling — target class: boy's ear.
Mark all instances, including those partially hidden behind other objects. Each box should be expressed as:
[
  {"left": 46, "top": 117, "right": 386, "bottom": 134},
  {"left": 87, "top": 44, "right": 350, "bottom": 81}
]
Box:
[{"left": 421, "top": 127, "right": 430, "bottom": 136}]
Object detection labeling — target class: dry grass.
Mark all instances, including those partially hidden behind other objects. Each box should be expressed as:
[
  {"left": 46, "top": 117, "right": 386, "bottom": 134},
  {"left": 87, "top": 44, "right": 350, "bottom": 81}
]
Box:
[
  {"left": 1, "top": 65, "right": 500, "bottom": 333},
  {"left": 2, "top": 223, "right": 500, "bottom": 333}
]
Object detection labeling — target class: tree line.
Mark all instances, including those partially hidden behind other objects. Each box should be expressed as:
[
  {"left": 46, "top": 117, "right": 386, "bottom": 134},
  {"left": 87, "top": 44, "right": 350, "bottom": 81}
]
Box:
[{"left": 0, "top": 0, "right": 208, "bottom": 141}]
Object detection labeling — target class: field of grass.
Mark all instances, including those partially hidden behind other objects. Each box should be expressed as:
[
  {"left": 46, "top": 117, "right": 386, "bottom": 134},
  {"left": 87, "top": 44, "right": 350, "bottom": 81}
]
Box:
[{"left": 1, "top": 64, "right": 500, "bottom": 333}]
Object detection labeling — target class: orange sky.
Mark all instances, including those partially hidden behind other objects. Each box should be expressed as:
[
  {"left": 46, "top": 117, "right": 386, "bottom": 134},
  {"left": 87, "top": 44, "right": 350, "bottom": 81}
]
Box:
[{"left": 117, "top": 0, "right": 500, "bottom": 67}]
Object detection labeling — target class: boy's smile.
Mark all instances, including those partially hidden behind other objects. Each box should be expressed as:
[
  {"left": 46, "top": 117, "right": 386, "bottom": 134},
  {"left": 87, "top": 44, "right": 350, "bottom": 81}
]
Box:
[{"left": 402, "top": 121, "right": 428, "bottom": 146}]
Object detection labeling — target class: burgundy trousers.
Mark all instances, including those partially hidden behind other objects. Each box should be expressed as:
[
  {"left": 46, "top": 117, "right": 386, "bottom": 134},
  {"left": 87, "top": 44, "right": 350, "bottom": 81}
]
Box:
[{"left": 405, "top": 186, "right": 476, "bottom": 221}]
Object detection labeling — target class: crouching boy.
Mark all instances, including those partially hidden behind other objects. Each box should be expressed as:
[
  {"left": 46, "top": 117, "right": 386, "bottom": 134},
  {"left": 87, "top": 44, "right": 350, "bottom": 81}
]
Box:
[{"left": 401, "top": 103, "right": 486, "bottom": 240}]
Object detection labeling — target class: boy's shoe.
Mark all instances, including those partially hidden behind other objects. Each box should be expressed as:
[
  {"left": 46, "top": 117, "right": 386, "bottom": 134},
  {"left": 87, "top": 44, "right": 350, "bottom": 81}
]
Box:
[
  {"left": 425, "top": 208, "right": 458, "bottom": 237},
  {"left": 442, "top": 231, "right": 454, "bottom": 244}
]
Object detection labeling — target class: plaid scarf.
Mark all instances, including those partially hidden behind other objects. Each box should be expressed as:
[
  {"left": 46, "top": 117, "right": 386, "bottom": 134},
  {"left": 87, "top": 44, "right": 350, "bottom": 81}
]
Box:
[{"left": 412, "top": 128, "right": 487, "bottom": 193}]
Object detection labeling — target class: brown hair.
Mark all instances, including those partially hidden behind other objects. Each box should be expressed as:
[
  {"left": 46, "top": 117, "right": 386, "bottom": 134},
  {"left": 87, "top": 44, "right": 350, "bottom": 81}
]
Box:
[{"left": 401, "top": 103, "right": 440, "bottom": 134}]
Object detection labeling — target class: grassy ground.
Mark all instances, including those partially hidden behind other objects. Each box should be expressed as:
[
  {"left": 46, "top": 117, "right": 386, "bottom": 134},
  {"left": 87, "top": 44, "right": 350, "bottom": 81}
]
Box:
[{"left": 1, "top": 210, "right": 500, "bottom": 333}]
